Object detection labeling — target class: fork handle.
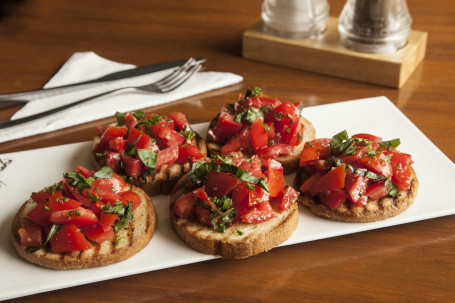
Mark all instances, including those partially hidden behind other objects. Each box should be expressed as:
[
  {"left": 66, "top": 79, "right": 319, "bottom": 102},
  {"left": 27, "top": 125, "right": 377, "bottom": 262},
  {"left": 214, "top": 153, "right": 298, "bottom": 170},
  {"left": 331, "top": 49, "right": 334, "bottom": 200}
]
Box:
[{"left": 0, "top": 88, "right": 133, "bottom": 129}]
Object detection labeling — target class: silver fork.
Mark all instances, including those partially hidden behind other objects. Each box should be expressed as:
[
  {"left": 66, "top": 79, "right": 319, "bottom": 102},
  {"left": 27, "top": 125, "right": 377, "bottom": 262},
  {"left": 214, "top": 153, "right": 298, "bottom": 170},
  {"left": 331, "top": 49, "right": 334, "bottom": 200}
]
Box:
[{"left": 0, "top": 58, "right": 203, "bottom": 129}]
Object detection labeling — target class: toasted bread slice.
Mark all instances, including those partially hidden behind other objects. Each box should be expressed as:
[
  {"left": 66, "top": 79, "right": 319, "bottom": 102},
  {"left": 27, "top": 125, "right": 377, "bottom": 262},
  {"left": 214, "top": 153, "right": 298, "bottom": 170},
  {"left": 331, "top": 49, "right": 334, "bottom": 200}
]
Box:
[
  {"left": 92, "top": 131, "right": 207, "bottom": 196},
  {"left": 11, "top": 184, "right": 156, "bottom": 269},
  {"left": 206, "top": 116, "right": 316, "bottom": 174},
  {"left": 170, "top": 176, "right": 299, "bottom": 259},
  {"left": 294, "top": 167, "right": 419, "bottom": 223}
]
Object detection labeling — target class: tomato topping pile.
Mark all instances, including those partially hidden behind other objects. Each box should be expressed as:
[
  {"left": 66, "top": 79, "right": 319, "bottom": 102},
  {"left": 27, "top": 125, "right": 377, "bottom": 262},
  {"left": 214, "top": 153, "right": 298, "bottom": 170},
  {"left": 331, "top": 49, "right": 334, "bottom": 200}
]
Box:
[
  {"left": 173, "top": 152, "right": 299, "bottom": 233},
  {"left": 93, "top": 111, "right": 205, "bottom": 179},
  {"left": 298, "top": 130, "right": 414, "bottom": 210},
  {"left": 207, "top": 87, "right": 304, "bottom": 159},
  {"left": 18, "top": 166, "right": 141, "bottom": 253}
]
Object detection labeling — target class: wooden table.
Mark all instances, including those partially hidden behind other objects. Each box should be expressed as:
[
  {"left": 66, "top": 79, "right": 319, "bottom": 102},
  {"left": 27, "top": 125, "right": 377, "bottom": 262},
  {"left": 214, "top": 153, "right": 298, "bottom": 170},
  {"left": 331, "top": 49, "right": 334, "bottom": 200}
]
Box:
[{"left": 1, "top": 0, "right": 454, "bottom": 302}]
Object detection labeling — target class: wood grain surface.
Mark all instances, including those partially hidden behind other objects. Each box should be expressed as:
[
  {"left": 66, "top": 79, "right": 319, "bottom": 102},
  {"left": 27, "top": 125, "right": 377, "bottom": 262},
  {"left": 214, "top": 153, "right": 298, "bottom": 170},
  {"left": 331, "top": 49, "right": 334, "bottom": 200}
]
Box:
[{"left": 1, "top": 0, "right": 454, "bottom": 302}]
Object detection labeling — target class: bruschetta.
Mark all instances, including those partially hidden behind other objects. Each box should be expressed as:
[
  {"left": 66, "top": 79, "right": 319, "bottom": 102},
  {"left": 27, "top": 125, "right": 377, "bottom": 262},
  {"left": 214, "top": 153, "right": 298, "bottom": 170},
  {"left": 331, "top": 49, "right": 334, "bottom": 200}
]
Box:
[
  {"left": 10, "top": 166, "right": 156, "bottom": 269},
  {"left": 92, "top": 111, "right": 207, "bottom": 196},
  {"left": 170, "top": 152, "right": 300, "bottom": 259},
  {"left": 206, "top": 87, "right": 316, "bottom": 174},
  {"left": 294, "top": 131, "right": 419, "bottom": 222}
]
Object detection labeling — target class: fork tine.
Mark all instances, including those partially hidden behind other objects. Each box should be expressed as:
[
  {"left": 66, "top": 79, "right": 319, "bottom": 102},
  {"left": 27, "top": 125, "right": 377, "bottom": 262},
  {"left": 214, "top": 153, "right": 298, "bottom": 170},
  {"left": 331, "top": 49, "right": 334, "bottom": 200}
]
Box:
[
  {"left": 153, "top": 58, "right": 196, "bottom": 86},
  {"left": 158, "top": 63, "right": 202, "bottom": 93}
]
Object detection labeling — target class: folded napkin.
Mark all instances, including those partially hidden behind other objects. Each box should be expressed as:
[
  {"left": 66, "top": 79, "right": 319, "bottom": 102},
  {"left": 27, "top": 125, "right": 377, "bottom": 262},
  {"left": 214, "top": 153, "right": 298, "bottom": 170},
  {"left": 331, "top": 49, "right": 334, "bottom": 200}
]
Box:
[{"left": 0, "top": 52, "right": 243, "bottom": 143}]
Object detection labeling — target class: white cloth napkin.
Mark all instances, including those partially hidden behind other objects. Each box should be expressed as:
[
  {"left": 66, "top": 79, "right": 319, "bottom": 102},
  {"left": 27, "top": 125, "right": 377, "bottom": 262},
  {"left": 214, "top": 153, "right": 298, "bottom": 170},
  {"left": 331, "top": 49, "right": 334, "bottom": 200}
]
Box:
[{"left": 0, "top": 52, "right": 243, "bottom": 143}]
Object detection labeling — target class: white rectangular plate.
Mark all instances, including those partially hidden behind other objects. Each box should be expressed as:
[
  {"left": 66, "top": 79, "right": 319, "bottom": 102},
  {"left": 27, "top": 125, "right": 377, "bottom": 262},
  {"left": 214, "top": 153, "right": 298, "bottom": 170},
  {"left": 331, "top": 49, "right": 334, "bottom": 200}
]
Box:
[{"left": 1, "top": 96, "right": 454, "bottom": 300}]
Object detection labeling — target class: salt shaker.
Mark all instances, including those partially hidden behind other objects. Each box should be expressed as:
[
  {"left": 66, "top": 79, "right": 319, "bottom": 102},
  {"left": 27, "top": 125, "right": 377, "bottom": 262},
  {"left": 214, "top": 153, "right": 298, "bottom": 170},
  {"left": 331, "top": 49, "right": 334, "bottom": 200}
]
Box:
[
  {"left": 338, "top": 0, "right": 412, "bottom": 54},
  {"left": 261, "top": 0, "right": 330, "bottom": 39}
]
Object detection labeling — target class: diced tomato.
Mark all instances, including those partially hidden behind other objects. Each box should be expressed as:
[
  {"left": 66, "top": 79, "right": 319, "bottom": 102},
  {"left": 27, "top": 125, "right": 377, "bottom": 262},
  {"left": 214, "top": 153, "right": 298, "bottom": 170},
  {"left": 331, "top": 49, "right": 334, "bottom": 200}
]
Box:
[
  {"left": 196, "top": 207, "right": 211, "bottom": 226},
  {"left": 124, "top": 112, "right": 139, "bottom": 129},
  {"left": 50, "top": 224, "right": 92, "bottom": 252},
  {"left": 204, "top": 172, "right": 240, "bottom": 198},
  {"left": 76, "top": 166, "right": 95, "bottom": 178},
  {"left": 299, "top": 173, "right": 323, "bottom": 193},
  {"left": 311, "top": 164, "right": 346, "bottom": 194},
  {"left": 173, "top": 188, "right": 203, "bottom": 219},
  {"left": 119, "top": 190, "right": 142, "bottom": 210},
  {"left": 49, "top": 207, "right": 99, "bottom": 226},
  {"left": 352, "top": 153, "right": 392, "bottom": 179},
  {"left": 232, "top": 182, "right": 250, "bottom": 216},
  {"left": 250, "top": 118, "right": 269, "bottom": 151},
  {"left": 265, "top": 122, "right": 275, "bottom": 138},
  {"left": 106, "top": 152, "right": 122, "bottom": 172},
  {"left": 121, "top": 153, "right": 143, "bottom": 178},
  {"left": 266, "top": 101, "right": 300, "bottom": 131},
  {"left": 99, "top": 212, "right": 119, "bottom": 231},
  {"left": 384, "top": 151, "right": 413, "bottom": 190},
  {"left": 237, "top": 96, "right": 281, "bottom": 110},
  {"left": 212, "top": 106, "right": 243, "bottom": 139},
  {"left": 237, "top": 155, "right": 264, "bottom": 178},
  {"left": 365, "top": 181, "right": 389, "bottom": 200},
  {"left": 109, "top": 137, "right": 127, "bottom": 152},
  {"left": 18, "top": 219, "right": 43, "bottom": 247},
  {"left": 30, "top": 190, "right": 53, "bottom": 204},
  {"left": 127, "top": 128, "right": 155, "bottom": 150},
  {"left": 169, "top": 112, "right": 189, "bottom": 131},
  {"left": 241, "top": 201, "right": 275, "bottom": 223},
  {"left": 247, "top": 184, "right": 270, "bottom": 207},
  {"left": 282, "top": 117, "right": 303, "bottom": 146},
  {"left": 319, "top": 189, "right": 347, "bottom": 210},
  {"left": 221, "top": 126, "right": 251, "bottom": 155},
  {"left": 96, "top": 125, "right": 108, "bottom": 136},
  {"left": 345, "top": 172, "right": 368, "bottom": 205},
  {"left": 89, "top": 178, "right": 122, "bottom": 202},
  {"left": 176, "top": 144, "right": 204, "bottom": 164},
  {"left": 26, "top": 191, "right": 82, "bottom": 226},
  {"left": 279, "top": 186, "right": 299, "bottom": 210},
  {"left": 300, "top": 138, "right": 331, "bottom": 165},
  {"left": 81, "top": 224, "right": 114, "bottom": 244},
  {"left": 93, "top": 126, "right": 128, "bottom": 154},
  {"left": 353, "top": 133, "right": 382, "bottom": 143},
  {"left": 265, "top": 159, "right": 284, "bottom": 197},
  {"left": 257, "top": 144, "right": 293, "bottom": 159},
  {"left": 156, "top": 146, "right": 179, "bottom": 170},
  {"left": 156, "top": 127, "right": 185, "bottom": 148},
  {"left": 63, "top": 178, "right": 92, "bottom": 206}
]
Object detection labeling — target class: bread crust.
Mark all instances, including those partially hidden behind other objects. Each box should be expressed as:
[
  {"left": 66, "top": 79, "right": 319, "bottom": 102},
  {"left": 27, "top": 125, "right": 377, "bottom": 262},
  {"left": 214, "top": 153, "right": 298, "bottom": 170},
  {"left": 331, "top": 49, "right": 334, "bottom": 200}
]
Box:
[
  {"left": 10, "top": 184, "right": 157, "bottom": 269},
  {"left": 294, "top": 167, "right": 419, "bottom": 223},
  {"left": 206, "top": 116, "right": 316, "bottom": 174},
  {"left": 92, "top": 128, "right": 207, "bottom": 196},
  {"left": 169, "top": 175, "right": 299, "bottom": 259}
]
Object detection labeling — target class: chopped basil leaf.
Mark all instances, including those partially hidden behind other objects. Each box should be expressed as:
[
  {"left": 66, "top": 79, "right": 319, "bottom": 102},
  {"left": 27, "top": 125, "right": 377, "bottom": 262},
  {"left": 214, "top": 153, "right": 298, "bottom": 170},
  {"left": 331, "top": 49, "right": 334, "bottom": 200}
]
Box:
[
  {"left": 94, "top": 166, "right": 114, "bottom": 179},
  {"left": 96, "top": 151, "right": 107, "bottom": 157},
  {"left": 379, "top": 138, "right": 401, "bottom": 149},
  {"left": 263, "top": 122, "right": 270, "bottom": 132},
  {"left": 386, "top": 180, "right": 398, "bottom": 197},
  {"left": 326, "top": 156, "right": 387, "bottom": 181},
  {"left": 113, "top": 201, "right": 134, "bottom": 232},
  {"left": 246, "top": 183, "right": 255, "bottom": 190},
  {"left": 133, "top": 110, "right": 145, "bottom": 119},
  {"left": 115, "top": 111, "right": 125, "bottom": 125},
  {"left": 63, "top": 172, "right": 94, "bottom": 188},
  {"left": 237, "top": 229, "right": 244, "bottom": 236},
  {"left": 244, "top": 87, "right": 263, "bottom": 99},
  {"left": 330, "top": 130, "right": 349, "bottom": 150},
  {"left": 125, "top": 142, "right": 138, "bottom": 157},
  {"left": 26, "top": 224, "right": 60, "bottom": 253},
  {"left": 234, "top": 107, "right": 264, "bottom": 123},
  {"left": 182, "top": 126, "right": 195, "bottom": 144},
  {"left": 138, "top": 149, "right": 158, "bottom": 170}
]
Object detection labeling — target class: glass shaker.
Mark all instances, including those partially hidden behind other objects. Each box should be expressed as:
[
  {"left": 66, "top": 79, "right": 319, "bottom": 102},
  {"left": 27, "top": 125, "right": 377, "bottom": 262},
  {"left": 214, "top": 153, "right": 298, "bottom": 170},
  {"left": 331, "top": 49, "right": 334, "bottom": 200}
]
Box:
[
  {"left": 338, "top": 0, "right": 412, "bottom": 54},
  {"left": 262, "top": 0, "right": 330, "bottom": 39}
]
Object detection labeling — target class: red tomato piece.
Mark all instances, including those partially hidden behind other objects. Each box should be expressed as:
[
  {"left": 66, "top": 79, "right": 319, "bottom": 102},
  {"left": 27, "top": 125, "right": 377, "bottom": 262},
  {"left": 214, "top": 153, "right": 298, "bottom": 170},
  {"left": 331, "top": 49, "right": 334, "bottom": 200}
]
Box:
[
  {"left": 266, "top": 101, "right": 300, "bottom": 130},
  {"left": 109, "top": 137, "right": 127, "bottom": 152},
  {"left": 221, "top": 126, "right": 252, "bottom": 155},
  {"left": 30, "top": 190, "right": 53, "bottom": 204},
  {"left": 156, "top": 146, "right": 179, "bottom": 169},
  {"left": 384, "top": 151, "right": 413, "bottom": 190},
  {"left": 173, "top": 188, "right": 204, "bottom": 219},
  {"left": 280, "top": 186, "right": 299, "bottom": 210},
  {"left": 232, "top": 182, "right": 250, "bottom": 216},
  {"left": 212, "top": 106, "right": 243, "bottom": 139},
  {"left": 250, "top": 118, "right": 269, "bottom": 151},
  {"left": 93, "top": 126, "right": 128, "bottom": 154},
  {"left": 300, "top": 138, "right": 332, "bottom": 165},
  {"left": 89, "top": 178, "right": 122, "bottom": 202},
  {"left": 157, "top": 127, "right": 185, "bottom": 148},
  {"left": 247, "top": 184, "right": 270, "bottom": 207},
  {"left": 282, "top": 116, "right": 303, "bottom": 146},
  {"left": 319, "top": 189, "right": 347, "bottom": 210},
  {"left": 121, "top": 153, "right": 143, "bottom": 178},
  {"left": 81, "top": 224, "right": 115, "bottom": 244},
  {"left": 352, "top": 133, "right": 383, "bottom": 143},
  {"left": 105, "top": 152, "right": 122, "bottom": 173},
  {"left": 50, "top": 224, "right": 92, "bottom": 252},
  {"left": 352, "top": 153, "right": 392, "bottom": 179},
  {"left": 127, "top": 128, "right": 155, "bottom": 150},
  {"left": 176, "top": 144, "right": 204, "bottom": 164},
  {"left": 365, "top": 181, "right": 389, "bottom": 200},
  {"left": 204, "top": 172, "right": 240, "bottom": 198},
  {"left": 196, "top": 207, "right": 211, "bottom": 226},
  {"left": 18, "top": 219, "right": 43, "bottom": 247},
  {"left": 265, "top": 159, "right": 284, "bottom": 198},
  {"left": 345, "top": 172, "right": 368, "bottom": 205},
  {"left": 99, "top": 212, "right": 119, "bottom": 231},
  {"left": 241, "top": 201, "right": 275, "bottom": 223},
  {"left": 311, "top": 164, "right": 346, "bottom": 194},
  {"left": 169, "top": 112, "right": 189, "bottom": 131},
  {"left": 26, "top": 191, "right": 82, "bottom": 227},
  {"left": 76, "top": 166, "right": 95, "bottom": 178},
  {"left": 299, "top": 173, "right": 323, "bottom": 194},
  {"left": 237, "top": 155, "right": 264, "bottom": 178},
  {"left": 257, "top": 144, "right": 293, "bottom": 159},
  {"left": 49, "top": 207, "right": 99, "bottom": 226},
  {"left": 119, "top": 190, "right": 142, "bottom": 210},
  {"left": 124, "top": 112, "right": 139, "bottom": 129}
]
